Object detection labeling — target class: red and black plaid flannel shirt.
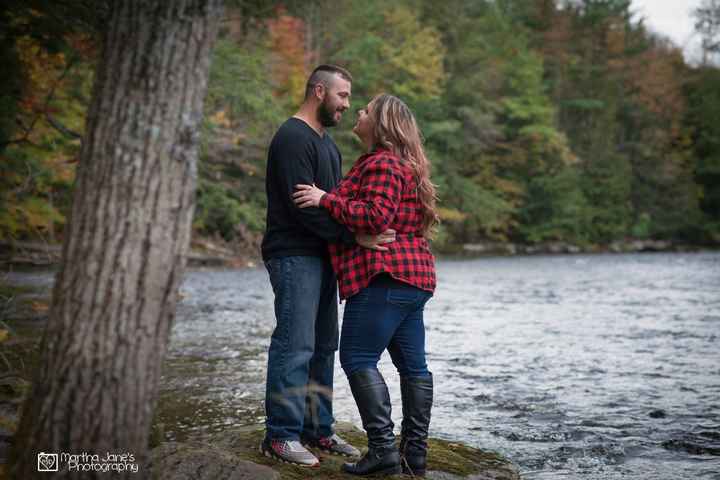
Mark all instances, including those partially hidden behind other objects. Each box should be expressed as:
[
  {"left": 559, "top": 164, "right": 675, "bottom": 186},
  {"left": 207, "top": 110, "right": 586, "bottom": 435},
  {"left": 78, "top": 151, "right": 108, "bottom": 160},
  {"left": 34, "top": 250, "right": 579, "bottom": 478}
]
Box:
[{"left": 319, "top": 148, "right": 436, "bottom": 300}]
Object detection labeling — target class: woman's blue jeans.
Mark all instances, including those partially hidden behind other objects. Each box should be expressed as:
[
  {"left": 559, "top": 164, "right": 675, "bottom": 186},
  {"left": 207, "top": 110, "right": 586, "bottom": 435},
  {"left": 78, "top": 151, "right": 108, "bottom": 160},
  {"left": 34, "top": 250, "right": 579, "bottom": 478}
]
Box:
[
  {"left": 340, "top": 283, "right": 432, "bottom": 378},
  {"left": 264, "top": 256, "right": 339, "bottom": 441}
]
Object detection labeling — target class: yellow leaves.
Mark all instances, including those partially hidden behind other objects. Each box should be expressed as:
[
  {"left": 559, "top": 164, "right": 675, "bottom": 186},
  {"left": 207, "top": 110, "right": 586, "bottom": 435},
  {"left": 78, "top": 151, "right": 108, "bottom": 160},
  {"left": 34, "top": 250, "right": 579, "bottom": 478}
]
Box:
[
  {"left": 209, "top": 109, "right": 233, "bottom": 128},
  {"left": 0, "top": 212, "right": 21, "bottom": 241},
  {"left": 23, "top": 200, "right": 53, "bottom": 229},
  {"left": 0, "top": 329, "right": 8, "bottom": 343},
  {"left": 605, "top": 18, "right": 627, "bottom": 59},
  {"left": 13, "top": 33, "right": 91, "bottom": 145},
  {"left": 381, "top": 7, "right": 446, "bottom": 100},
  {"left": 495, "top": 177, "right": 526, "bottom": 199},
  {"left": 2, "top": 199, "right": 64, "bottom": 239},
  {"left": 438, "top": 207, "right": 467, "bottom": 223},
  {"left": 43, "top": 152, "right": 77, "bottom": 185},
  {"left": 1, "top": 27, "right": 93, "bottom": 241},
  {"left": 16, "top": 36, "right": 67, "bottom": 110},
  {"left": 262, "top": 3, "right": 445, "bottom": 106}
]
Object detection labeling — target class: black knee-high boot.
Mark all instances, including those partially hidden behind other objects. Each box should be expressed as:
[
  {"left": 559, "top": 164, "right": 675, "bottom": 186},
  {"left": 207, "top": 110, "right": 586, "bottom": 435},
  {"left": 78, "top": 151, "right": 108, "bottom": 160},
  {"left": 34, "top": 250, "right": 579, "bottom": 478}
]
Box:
[
  {"left": 399, "top": 373, "right": 433, "bottom": 477},
  {"left": 342, "top": 369, "right": 401, "bottom": 476}
]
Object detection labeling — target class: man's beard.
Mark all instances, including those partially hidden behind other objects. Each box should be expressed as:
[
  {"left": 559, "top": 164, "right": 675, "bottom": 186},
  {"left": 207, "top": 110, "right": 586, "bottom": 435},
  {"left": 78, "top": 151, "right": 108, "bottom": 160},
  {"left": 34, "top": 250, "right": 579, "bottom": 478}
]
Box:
[{"left": 318, "top": 98, "right": 340, "bottom": 127}]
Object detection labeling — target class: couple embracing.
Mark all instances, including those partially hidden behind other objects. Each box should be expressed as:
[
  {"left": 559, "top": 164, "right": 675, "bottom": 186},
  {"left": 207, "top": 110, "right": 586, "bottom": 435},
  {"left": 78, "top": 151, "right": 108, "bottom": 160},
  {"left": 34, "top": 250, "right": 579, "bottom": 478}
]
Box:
[{"left": 260, "top": 64, "right": 438, "bottom": 477}]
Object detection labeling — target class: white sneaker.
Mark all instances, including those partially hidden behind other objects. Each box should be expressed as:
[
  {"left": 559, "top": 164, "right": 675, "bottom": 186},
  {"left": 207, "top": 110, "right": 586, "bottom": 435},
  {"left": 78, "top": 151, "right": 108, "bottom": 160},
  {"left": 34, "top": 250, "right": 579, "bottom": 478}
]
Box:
[{"left": 260, "top": 438, "right": 320, "bottom": 467}]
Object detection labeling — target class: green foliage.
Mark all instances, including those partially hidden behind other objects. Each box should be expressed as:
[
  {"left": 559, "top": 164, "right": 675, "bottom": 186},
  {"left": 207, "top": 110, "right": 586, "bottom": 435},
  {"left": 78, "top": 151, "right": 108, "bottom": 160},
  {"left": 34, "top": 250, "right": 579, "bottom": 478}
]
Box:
[
  {"left": 196, "top": 35, "right": 282, "bottom": 243},
  {"left": 686, "top": 66, "right": 720, "bottom": 239},
  {"left": 0, "top": 2, "right": 95, "bottom": 242},
  {"left": 195, "top": 182, "right": 265, "bottom": 241},
  {"left": 581, "top": 153, "right": 634, "bottom": 242},
  {"left": 520, "top": 167, "right": 592, "bottom": 244},
  {"left": 0, "top": 143, "right": 76, "bottom": 242},
  {"left": 206, "top": 38, "right": 287, "bottom": 133},
  {"left": 324, "top": 0, "right": 445, "bottom": 102},
  {"left": 630, "top": 212, "right": 652, "bottom": 238},
  {"left": 2, "top": 0, "right": 718, "bottom": 251},
  {"left": 436, "top": 163, "right": 516, "bottom": 241}
]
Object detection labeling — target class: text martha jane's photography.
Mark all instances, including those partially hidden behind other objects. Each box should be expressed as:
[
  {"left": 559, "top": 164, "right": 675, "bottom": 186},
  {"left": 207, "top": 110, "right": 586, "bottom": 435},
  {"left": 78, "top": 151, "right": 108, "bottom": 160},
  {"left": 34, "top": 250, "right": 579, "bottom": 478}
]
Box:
[{"left": 37, "top": 451, "right": 139, "bottom": 473}]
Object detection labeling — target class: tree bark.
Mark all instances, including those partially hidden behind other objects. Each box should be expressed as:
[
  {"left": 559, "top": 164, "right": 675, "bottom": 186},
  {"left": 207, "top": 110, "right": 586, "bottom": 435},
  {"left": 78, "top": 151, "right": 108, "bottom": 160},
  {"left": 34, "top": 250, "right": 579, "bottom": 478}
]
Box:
[{"left": 10, "top": 1, "right": 222, "bottom": 478}]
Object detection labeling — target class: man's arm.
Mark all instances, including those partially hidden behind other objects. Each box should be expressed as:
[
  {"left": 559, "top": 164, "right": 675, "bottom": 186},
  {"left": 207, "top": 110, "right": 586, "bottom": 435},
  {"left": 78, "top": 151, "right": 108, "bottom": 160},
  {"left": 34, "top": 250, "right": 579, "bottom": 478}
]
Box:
[{"left": 272, "top": 139, "right": 355, "bottom": 244}]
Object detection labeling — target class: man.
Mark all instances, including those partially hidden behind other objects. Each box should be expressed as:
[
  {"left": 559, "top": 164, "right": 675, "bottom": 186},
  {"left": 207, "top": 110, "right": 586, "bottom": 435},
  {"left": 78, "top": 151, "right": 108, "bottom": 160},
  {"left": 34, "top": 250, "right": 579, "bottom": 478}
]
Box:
[{"left": 260, "top": 64, "right": 394, "bottom": 467}]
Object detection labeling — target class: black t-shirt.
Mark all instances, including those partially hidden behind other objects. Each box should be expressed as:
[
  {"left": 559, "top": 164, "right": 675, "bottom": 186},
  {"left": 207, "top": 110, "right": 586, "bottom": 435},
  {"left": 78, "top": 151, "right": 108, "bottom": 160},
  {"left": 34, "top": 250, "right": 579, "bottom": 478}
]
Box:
[{"left": 261, "top": 117, "right": 355, "bottom": 261}]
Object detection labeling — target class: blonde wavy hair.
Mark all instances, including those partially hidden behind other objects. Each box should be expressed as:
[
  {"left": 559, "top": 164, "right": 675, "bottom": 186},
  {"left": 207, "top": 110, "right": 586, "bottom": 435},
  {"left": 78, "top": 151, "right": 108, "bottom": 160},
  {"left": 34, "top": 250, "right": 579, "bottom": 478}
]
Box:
[{"left": 369, "top": 94, "right": 439, "bottom": 236}]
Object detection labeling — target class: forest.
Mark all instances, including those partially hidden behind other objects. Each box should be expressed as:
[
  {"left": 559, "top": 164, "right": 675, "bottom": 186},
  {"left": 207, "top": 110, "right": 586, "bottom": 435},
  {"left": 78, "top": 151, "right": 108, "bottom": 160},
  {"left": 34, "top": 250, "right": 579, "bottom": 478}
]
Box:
[{"left": 2, "top": 0, "right": 720, "bottom": 256}]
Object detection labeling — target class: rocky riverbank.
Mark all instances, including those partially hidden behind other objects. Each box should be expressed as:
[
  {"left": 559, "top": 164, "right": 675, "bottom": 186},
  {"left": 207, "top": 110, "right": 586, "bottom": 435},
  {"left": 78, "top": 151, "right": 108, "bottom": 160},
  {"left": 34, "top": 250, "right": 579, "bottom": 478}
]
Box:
[
  {"left": 459, "top": 238, "right": 711, "bottom": 255},
  {"left": 2, "top": 237, "right": 715, "bottom": 271},
  {"left": 147, "top": 422, "right": 520, "bottom": 480},
  {"left": 0, "top": 283, "right": 42, "bottom": 475},
  {"left": 0, "top": 238, "right": 259, "bottom": 269}
]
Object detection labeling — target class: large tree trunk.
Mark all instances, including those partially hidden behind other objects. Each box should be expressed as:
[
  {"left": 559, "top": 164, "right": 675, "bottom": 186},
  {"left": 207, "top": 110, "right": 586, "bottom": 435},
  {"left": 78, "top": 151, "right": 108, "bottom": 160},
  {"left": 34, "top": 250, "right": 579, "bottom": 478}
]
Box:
[{"left": 10, "top": 1, "right": 222, "bottom": 478}]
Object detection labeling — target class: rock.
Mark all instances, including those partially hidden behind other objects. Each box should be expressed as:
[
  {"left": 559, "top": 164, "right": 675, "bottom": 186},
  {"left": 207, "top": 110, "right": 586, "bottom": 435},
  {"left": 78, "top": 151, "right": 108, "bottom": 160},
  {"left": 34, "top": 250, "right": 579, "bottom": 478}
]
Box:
[
  {"left": 546, "top": 242, "right": 566, "bottom": 254},
  {"left": 648, "top": 409, "right": 666, "bottom": 419},
  {"left": 147, "top": 441, "right": 278, "bottom": 480},
  {"left": 609, "top": 241, "right": 625, "bottom": 253},
  {"left": 566, "top": 245, "right": 582, "bottom": 254},
  {"left": 461, "top": 243, "right": 517, "bottom": 256},
  {"left": 644, "top": 240, "right": 671, "bottom": 252},
  {"left": 186, "top": 252, "right": 230, "bottom": 268},
  {"left": 148, "top": 422, "right": 521, "bottom": 480},
  {"left": 521, "top": 245, "right": 540, "bottom": 255},
  {"left": 0, "top": 241, "right": 61, "bottom": 267}
]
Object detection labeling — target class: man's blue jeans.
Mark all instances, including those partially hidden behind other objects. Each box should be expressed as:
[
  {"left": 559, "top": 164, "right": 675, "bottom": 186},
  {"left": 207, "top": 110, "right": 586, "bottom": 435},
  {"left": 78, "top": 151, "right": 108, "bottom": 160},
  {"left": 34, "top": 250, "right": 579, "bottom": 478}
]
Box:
[
  {"left": 340, "top": 283, "right": 432, "bottom": 377},
  {"left": 264, "top": 255, "right": 339, "bottom": 441}
]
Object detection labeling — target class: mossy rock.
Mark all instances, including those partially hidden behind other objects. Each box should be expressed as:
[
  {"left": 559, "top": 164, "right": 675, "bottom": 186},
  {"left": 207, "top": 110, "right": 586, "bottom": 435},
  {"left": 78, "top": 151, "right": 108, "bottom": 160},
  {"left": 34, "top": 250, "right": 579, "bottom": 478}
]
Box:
[{"left": 149, "top": 422, "right": 520, "bottom": 479}]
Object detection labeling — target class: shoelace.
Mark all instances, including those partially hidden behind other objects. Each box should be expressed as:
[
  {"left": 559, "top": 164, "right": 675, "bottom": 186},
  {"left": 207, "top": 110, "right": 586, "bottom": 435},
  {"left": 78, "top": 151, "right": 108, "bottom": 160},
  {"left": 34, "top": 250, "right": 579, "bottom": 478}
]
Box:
[{"left": 286, "top": 440, "right": 309, "bottom": 452}]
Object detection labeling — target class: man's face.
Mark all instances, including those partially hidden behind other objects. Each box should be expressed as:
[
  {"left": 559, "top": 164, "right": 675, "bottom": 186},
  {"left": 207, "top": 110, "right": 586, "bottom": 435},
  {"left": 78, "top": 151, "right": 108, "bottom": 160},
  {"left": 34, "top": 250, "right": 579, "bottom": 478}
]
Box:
[{"left": 317, "top": 75, "right": 351, "bottom": 127}]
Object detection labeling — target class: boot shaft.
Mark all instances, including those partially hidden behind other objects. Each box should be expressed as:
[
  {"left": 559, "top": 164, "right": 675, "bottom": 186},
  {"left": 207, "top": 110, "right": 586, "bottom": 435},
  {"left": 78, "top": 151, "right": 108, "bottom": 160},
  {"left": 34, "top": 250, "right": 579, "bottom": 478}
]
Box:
[
  {"left": 400, "top": 373, "right": 433, "bottom": 448},
  {"left": 344, "top": 369, "right": 401, "bottom": 476},
  {"left": 400, "top": 373, "right": 433, "bottom": 476},
  {"left": 347, "top": 369, "right": 396, "bottom": 449}
]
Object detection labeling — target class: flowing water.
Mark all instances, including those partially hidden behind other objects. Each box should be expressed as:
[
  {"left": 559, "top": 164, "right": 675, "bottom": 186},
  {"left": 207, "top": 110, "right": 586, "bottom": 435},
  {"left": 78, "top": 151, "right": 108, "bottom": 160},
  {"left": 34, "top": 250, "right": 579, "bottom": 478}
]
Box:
[{"left": 7, "top": 252, "right": 720, "bottom": 479}]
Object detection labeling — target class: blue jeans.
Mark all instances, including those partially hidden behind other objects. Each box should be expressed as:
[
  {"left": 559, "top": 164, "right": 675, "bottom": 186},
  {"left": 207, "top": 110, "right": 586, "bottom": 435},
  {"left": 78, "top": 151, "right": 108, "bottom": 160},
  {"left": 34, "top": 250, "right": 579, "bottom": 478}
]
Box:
[
  {"left": 264, "top": 256, "right": 339, "bottom": 441},
  {"left": 340, "top": 282, "right": 432, "bottom": 377}
]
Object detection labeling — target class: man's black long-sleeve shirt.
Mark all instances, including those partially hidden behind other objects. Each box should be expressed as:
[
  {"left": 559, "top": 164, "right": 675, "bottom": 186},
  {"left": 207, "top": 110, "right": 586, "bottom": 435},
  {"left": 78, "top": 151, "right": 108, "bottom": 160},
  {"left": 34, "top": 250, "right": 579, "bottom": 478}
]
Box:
[{"left": 261, "top": 117, "right": 355, "bottom": 261}]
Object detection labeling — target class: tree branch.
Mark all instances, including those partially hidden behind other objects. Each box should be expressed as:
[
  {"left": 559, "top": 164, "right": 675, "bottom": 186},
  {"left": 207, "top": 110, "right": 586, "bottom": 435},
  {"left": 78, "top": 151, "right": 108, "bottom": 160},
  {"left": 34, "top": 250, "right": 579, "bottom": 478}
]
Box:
[
  {"left": 45, "top": 114, "right": 82, "bottom": 139},
  {"left": 0, "top": 57, "right": 78, "bottom": 148}
]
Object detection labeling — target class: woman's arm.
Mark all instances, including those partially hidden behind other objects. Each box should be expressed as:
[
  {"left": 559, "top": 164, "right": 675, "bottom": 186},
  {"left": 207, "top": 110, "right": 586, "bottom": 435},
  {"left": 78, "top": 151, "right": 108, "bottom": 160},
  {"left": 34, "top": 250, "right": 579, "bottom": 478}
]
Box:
[{"left": 319, "top": 156, "right": 403, "bottom": 234}]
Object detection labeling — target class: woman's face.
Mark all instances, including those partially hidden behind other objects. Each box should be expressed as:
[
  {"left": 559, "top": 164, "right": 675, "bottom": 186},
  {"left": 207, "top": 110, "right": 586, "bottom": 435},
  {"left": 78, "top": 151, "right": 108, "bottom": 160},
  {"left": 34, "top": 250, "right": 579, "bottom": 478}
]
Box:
[{"left": 352, "top": 102, "right": 375, "bottom": 144}]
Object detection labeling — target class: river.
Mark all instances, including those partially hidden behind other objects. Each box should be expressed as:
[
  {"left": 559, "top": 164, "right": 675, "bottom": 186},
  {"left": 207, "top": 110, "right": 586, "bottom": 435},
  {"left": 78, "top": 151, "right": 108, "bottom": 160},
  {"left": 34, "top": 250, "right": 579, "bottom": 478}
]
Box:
[{"left": 7, "top": 252, "right": 720, "bottom": 479}]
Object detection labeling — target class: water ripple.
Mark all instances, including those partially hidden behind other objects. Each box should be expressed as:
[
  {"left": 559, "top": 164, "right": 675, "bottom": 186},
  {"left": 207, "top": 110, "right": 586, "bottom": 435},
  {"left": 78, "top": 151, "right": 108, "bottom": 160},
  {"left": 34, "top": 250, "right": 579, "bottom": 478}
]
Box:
[{"left": 7, "top": 252, "right": 719, "bottom": 479}]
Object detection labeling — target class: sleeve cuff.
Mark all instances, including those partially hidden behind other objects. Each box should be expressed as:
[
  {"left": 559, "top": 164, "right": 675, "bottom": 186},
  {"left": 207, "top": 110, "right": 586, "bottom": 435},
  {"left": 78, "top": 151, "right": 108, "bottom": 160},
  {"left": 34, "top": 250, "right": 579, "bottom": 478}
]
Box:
[{"left": 319, "top": 192, "right": 333, "bottom": 209}]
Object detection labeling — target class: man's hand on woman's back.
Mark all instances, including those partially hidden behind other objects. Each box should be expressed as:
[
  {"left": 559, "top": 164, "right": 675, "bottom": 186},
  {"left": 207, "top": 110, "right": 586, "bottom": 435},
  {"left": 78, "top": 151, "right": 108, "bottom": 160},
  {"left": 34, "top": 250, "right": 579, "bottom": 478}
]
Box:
[{"left": 356, "top": 229, "right": 396, "bottom": 251}]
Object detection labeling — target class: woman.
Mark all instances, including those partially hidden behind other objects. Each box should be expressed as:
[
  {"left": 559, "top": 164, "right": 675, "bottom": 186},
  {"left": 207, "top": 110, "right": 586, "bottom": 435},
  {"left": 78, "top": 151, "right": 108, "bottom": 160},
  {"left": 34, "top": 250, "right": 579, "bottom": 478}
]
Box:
[{"left": 293, "top": 93, "right": 438, "bottom": 477}]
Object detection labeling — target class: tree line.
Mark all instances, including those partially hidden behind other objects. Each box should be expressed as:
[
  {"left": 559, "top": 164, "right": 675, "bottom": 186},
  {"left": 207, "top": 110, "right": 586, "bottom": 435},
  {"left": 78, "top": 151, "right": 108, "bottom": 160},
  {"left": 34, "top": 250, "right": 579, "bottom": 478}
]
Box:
[{"left": 2, "top": 0, "right": 719, "bottom": 253}]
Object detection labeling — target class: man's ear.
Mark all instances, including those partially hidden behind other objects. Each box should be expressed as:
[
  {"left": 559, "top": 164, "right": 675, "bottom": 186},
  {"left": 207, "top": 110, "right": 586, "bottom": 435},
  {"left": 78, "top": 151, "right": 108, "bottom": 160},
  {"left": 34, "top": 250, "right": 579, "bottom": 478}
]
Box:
[{"left": 314, "top": 83, "right": 325, "bottom": 101}]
